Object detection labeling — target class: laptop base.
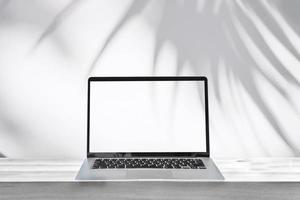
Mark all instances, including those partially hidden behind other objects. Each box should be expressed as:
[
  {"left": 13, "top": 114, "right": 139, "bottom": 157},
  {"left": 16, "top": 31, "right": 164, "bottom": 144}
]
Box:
[{"left": 75, "top": 157, "right": 224, "bottom": 181}]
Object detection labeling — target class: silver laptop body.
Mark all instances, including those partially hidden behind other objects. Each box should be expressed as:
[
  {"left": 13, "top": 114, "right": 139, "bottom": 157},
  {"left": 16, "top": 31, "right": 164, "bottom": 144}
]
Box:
[{"left": 76, "top": 76, "right": 224, "bottom": 180}]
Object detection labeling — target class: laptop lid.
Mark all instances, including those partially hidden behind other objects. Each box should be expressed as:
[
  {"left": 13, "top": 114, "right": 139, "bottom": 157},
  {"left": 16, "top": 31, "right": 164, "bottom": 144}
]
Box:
[{"left": 87, "top": 76, "right": 209, "bottom": 158}]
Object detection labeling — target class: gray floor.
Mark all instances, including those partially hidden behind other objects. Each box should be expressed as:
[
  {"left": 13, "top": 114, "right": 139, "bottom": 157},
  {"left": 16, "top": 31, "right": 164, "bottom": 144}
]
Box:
[{"left": 1, "top": 182, "right": 300, "bottom": 200}]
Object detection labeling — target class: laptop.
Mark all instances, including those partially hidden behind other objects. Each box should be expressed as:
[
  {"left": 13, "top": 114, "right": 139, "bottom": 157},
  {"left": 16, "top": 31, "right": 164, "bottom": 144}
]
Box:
[{"left": 76, "top": 76, "right": 224, "bottom": 180}]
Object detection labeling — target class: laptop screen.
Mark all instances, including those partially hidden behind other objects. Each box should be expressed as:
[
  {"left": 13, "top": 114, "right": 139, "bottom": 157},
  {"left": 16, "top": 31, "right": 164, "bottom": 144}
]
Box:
[{"left": 89, "top": 79, "right": 207, "bottom": 153}]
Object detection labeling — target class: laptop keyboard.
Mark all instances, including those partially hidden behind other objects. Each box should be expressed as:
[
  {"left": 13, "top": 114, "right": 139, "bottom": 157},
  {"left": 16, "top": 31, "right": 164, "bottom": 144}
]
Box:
[{"left": 92, "top": 158, "right": 206, "bottom": 169}]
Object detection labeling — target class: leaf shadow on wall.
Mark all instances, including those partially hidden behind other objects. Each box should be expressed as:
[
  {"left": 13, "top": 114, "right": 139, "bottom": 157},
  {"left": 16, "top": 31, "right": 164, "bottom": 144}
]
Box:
[{"left": 31, "top": 0, "right": 300, "bottom": 156}]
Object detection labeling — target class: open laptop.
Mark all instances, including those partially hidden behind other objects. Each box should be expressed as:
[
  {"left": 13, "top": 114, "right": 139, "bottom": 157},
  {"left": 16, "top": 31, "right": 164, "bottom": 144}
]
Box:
[{"left": 76, "top": 76, "right": 224, "bottom": 180}]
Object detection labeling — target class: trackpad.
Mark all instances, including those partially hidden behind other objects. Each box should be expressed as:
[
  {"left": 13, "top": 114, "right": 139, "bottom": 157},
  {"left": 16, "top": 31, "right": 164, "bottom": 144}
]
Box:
[{"left": 126, "top": 170, "right": 173, "bottom": 179}]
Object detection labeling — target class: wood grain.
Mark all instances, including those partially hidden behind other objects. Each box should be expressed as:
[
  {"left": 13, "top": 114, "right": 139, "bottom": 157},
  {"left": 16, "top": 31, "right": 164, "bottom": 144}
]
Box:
[{"left": 1, "top": 158, "right": 300, "bottom": 181}]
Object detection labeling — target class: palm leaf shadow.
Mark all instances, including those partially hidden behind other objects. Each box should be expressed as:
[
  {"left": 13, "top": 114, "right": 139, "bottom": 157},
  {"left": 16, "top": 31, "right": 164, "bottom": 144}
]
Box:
[
  {"left": 222, "top": 0, "right": 300, "bottom": 154},
  {"left": 90, "top": 0, "right": 300, "bottom": 155},
  {"left": 88, "top": 0, "right": 149, "bottom": 74},
  {"left": 31, "top": 0, "right": 81, "bottom": 52},
  {"left": 259, "top": 0, "right": 300, "bottom": 59},
  {"left": 25, "top": 0, "right": 300, "bottom": 155}
]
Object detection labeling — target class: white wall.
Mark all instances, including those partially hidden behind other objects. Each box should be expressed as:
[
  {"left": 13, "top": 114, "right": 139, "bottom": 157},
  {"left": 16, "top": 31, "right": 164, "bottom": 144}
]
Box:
[{"left": 0, "top": 0, "right": 300, "bottom": 158}]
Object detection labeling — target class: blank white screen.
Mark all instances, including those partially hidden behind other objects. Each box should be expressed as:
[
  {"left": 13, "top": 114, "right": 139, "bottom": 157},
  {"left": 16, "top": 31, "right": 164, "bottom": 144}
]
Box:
[{"left": 89, "top": 81, "right": 206, "bottom": 152}]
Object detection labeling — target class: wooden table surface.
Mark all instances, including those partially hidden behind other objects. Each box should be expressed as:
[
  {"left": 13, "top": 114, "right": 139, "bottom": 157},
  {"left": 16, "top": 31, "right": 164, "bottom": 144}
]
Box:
[{"left": 0, "top": 158, "right": 300, "bottom": 200}]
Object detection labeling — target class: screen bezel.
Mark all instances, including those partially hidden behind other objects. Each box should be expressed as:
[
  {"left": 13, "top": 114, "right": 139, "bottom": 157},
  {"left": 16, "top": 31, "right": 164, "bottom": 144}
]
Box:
[{"left": 87, "top": 76, "right": 210, "bottom": 158}]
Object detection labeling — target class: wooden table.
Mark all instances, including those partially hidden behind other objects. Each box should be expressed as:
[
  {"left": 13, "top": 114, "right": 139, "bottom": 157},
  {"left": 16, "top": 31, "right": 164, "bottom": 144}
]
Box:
[{"left": 0, "top": 158, "right": 300, "bottom": 200}]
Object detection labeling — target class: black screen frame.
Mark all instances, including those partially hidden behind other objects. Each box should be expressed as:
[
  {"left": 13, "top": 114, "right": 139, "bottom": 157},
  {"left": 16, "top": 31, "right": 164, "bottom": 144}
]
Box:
[{"left": 87, "top": 76, "right": 210, "bottom": 158}]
